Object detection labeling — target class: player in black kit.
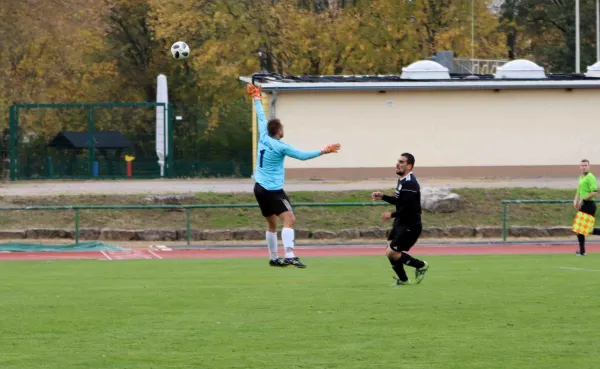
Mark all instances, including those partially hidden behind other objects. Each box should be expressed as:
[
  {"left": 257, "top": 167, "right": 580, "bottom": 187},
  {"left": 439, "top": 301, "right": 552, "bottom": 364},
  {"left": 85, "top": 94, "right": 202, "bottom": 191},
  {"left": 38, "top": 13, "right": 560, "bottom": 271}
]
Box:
[{"left": 371, "top": 153, "right": 430, "bottom": 285}]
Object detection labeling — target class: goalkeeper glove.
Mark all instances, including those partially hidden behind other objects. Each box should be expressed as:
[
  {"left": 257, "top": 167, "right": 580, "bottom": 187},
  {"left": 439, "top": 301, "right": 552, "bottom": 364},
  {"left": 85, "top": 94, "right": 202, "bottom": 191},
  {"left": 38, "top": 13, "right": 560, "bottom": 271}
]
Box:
[
  {"left": 247, "top": 83, "right": 263, "bottom": 100},
  {"left": 320, "top": 143, "right": 341, "bottom": 154}
]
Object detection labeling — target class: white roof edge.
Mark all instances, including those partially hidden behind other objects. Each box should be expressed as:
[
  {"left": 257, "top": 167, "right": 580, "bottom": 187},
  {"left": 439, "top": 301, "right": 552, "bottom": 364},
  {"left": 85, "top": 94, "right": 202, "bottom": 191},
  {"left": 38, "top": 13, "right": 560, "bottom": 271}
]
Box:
[{"left": 238, "top": 77, "right": 600, "bottom": 90}]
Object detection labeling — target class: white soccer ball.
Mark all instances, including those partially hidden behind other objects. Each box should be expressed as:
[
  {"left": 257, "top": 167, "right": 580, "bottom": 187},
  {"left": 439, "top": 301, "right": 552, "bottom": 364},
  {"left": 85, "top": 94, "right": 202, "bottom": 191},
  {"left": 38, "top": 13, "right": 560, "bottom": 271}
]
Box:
[{"left": 170, "top": 41, "right": 190, "bottom": 60}]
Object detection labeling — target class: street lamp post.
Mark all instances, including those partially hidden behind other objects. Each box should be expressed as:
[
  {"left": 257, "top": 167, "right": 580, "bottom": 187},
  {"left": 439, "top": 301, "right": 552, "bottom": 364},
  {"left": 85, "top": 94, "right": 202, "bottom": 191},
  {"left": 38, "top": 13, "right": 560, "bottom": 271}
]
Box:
[
  {"left": 597, "top": 0, "right": 600, "bottom": 61},
  {"left": 576, "top": 0, "right": 581, "bottom": 73}
]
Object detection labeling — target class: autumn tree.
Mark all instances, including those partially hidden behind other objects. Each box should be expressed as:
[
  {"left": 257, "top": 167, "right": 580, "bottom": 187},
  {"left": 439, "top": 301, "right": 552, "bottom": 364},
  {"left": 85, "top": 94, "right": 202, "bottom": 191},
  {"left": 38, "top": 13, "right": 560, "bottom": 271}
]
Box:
[
  {"left": 0, "top": 0, "right": 511, "bottom": 178},
  {"left": 412, "top": 0, "right": 507, "bottom": 60},
  {"left": 0, "top": 0, "right": 117, "bottom": 137}
]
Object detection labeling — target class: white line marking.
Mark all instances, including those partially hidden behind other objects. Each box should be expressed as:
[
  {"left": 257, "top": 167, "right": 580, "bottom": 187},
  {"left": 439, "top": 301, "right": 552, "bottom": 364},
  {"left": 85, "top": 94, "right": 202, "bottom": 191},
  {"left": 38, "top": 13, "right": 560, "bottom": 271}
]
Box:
[
  {"left": 559, "top": 267, "right": 600, "bottom": 272},
  {"left": 147, "top": 250, "right": 163, "bottom": 259},
  {"left": 100, "top": 251, "right": 112, "bottom": 260}
]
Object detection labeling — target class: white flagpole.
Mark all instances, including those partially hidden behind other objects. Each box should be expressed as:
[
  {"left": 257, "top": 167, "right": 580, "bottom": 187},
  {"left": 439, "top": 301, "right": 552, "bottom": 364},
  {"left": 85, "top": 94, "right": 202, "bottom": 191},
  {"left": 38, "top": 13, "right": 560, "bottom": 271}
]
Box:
[
  {"left": 576, "top": 0, "right": 581, "bottom": 73},
  {"left": 597, "top": 0, "right": 600, "bottom": 61}
]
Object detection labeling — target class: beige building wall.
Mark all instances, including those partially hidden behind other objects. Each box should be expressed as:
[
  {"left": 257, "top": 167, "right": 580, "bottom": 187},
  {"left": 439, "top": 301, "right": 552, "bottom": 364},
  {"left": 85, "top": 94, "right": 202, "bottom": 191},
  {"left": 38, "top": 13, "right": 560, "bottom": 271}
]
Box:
[{"left": 262, "top": 88, "right": 600, "bottom": 179}]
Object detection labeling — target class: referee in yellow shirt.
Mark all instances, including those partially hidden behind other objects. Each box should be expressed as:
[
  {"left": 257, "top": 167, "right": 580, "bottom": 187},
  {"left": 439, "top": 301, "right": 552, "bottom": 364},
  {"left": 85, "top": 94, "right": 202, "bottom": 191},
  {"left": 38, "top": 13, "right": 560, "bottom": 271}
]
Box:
[{"left": 574, "top": 159, "right": 600, "bottom": 256}]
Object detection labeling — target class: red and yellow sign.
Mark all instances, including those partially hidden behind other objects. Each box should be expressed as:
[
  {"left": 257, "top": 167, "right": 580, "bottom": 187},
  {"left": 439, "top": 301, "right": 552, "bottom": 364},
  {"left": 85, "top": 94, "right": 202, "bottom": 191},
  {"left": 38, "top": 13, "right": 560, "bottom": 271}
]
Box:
[{"left": 572, "top": 211, "right": 596, "bottom": 235}]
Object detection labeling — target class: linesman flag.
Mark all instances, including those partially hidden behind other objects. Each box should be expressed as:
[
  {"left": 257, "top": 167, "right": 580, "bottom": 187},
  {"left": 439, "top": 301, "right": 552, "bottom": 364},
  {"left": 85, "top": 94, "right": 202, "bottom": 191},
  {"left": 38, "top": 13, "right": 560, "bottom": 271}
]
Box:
[{"left": 572, "top": 211, "right": 595, "bottom": 235}]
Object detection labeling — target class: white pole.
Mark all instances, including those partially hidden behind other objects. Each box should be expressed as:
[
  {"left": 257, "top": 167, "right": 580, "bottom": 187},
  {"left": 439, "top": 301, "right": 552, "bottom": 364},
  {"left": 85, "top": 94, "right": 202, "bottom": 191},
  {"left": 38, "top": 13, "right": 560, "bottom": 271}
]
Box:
[
  {"left": 576, "top": 0, "right": 581, "bottom": 73},
  {"left": 471, "top": 0, "right": 475, "bottom": 61},
  {"left": 597, "top": 0, "right": 600, "bottom": 61},
  {"left": 156, "top": 74, "right": 168, "bottom": 177}
]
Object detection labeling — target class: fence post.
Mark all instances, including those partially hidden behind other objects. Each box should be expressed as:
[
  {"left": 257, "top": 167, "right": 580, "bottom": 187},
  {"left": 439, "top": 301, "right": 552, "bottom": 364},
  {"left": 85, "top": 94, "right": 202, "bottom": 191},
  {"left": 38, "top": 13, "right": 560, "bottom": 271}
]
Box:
[
  {"left": 167, "top": 103, "right": 175, "bottom": 177},
  {"left": 186, "top": 208, "right": 191, "bottom": 245},
  {"left": 48, "top": 156, "right": 54, "bottom": 178},
  {"left": 75, "top": 208, "right": 80, "bottom": 244},
  {"left": 9, "top": 105, "right": 16, "bottom": 181},
  {"left": 502, "top": 202, "right": 508, "bottom": 242},
  {"left": 87, "top": 106, "right": 95, "bottom": 178}
]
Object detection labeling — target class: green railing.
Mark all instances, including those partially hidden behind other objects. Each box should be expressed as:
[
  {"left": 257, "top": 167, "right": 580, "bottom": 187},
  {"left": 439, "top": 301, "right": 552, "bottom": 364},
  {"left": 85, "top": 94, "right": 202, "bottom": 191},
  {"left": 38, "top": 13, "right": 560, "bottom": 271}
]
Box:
[
  {"left": 501, "top": 199, "right": 600, "bottom": 242},
  {"left": 0, "top": 202, "right": 389, "bottom": 245},
  {"left": 7, "top": 200, "right": 588, "bottom": 245}
]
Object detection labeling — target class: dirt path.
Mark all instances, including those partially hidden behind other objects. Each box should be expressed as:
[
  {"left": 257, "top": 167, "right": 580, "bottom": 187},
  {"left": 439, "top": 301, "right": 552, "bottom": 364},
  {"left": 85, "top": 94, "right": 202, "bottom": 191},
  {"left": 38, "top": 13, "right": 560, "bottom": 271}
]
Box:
[{"left": 0, "top": 177, "right": 576, "bottom": 196}]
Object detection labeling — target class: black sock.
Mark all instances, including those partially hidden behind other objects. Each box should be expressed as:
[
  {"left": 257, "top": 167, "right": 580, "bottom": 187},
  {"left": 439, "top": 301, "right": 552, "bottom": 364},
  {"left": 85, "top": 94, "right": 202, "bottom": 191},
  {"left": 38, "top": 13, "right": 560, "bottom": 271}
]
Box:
[
  {"left": 389, "top": 258, "right": 408, "bottom": 282},
  {"left": 400, "top": 252, "right": 425, "bottom": 269},
  {"left": 577, "top": 234, "right": 586, "bottom": 254}
]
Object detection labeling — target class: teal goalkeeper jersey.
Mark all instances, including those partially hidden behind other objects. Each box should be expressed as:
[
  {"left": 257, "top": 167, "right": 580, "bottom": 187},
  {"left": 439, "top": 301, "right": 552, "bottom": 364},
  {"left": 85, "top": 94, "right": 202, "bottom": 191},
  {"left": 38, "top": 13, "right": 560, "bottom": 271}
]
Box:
[{"left": 253, "top": 99, "right": 320, "bottom": 191}]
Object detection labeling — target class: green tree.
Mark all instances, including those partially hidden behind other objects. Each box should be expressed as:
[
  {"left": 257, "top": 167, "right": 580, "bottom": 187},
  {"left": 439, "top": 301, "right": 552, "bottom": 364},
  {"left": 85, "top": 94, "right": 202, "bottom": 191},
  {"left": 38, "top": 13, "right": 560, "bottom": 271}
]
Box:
[{"left": 500, "top": 0, "right": 598, "bottom": 72}]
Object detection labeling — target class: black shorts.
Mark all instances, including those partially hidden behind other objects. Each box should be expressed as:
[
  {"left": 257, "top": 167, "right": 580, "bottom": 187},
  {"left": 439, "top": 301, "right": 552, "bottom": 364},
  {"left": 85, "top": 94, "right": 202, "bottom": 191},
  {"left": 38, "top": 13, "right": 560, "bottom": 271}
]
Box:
[
  {"left": 580, "top": 200, "right": 597, "bottom": 217},
  {"left": 254, "top": 183, "right": 293, "bottom": 217},
  {"left": 387, "top": 224, "right": 422, "bottom": 252}
]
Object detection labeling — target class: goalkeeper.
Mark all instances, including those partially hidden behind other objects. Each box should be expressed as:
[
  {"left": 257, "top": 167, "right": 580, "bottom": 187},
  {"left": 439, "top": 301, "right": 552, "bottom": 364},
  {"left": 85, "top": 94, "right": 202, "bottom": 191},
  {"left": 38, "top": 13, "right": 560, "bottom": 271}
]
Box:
[{"left": 247, "top": 83, "right": 341, "bottom": 268}]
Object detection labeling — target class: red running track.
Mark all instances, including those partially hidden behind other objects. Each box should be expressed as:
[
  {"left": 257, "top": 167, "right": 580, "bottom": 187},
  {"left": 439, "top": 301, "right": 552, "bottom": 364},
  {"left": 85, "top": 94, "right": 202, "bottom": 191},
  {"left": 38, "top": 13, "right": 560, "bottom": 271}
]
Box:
[{"left": 0, "top": 243, "right": 597, "bottom": 261}]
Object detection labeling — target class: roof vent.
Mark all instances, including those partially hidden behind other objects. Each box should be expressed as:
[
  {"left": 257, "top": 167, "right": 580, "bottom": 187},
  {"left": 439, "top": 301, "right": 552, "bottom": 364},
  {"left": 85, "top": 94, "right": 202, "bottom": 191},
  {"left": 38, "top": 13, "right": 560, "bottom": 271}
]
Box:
[
  {"left": 494, "top": 59, "right": 546, "bottom": 79},
  {"left": 401, "top": 60, "right": 450, "bottom": 80},
  {"left": 585, "top": 61, "right": 600, "bottom": 77}
]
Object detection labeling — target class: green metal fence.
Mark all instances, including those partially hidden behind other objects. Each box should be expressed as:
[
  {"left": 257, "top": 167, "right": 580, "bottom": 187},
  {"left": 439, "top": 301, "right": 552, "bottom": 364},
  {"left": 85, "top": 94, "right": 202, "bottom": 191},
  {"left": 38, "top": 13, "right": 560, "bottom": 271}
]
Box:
[
  {"left": 7, "top": 100, "right": 253, "bottom": 181},
  {"left": 501, "top": 199, "right": 600, "bottom": 242},
  {"left": 0, "top": 202, "right": 389, "bottom": 245},
  {"left": 8, "top": 103, "right": 174, "bottom": 180},
  {"left": 6, "top": 199, "right": 581, "bottom": 245}
]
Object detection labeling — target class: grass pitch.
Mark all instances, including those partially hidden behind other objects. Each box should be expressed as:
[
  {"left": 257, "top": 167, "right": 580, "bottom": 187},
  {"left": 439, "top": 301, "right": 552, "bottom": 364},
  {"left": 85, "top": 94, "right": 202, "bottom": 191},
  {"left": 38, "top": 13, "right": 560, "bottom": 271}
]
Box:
[{"left": 0, "top": 254, "right": 599, "bottom": 368}]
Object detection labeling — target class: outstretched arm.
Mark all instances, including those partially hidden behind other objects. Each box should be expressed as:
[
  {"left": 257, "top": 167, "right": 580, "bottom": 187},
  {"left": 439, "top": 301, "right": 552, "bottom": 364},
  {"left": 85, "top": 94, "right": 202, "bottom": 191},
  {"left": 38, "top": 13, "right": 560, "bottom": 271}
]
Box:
[
  {"left": 248, "top": 84, "right": 267, "bottom": 138},
  {"left": 254, "top": 99, "right": 268, "bottom": 138},
  {"left": 279, "top": 142, "right": 321, "bottom": 161},
  {"left": 278, "top": 142, "right": 341, "bottom": 161}
]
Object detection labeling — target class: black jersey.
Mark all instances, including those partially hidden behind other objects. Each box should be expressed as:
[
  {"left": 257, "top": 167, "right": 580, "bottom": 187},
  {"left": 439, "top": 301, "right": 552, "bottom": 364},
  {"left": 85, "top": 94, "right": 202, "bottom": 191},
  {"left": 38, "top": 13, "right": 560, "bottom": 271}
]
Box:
[{"left": 382, "top": 172, "right": 422, "bottom": 226}]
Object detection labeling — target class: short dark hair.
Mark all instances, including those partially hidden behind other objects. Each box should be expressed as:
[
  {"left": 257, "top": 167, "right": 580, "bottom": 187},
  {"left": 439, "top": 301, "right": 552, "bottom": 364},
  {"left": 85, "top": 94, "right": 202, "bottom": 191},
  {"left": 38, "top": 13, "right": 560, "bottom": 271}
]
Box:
[
  {"left": 581, "top": 159, "right": 590, "bottom": 163},
  {"left": 267, "top": 118, "right": 282, "bottom": 137},
  {"left": 401, "top": 152, "right": 415, "bottom": 167}
]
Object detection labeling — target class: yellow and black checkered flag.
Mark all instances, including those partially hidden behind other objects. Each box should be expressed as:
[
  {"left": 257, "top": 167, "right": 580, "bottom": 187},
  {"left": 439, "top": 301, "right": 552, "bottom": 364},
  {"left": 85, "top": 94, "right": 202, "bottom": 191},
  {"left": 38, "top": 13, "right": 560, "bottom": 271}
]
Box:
[{"left": 572, "top": 211, "right": 596, "bottom": 235}]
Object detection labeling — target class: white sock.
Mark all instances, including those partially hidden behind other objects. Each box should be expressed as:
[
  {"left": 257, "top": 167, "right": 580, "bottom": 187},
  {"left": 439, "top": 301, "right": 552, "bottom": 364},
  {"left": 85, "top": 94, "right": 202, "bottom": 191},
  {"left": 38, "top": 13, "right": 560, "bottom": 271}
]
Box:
[
  {"left": 266, "top": 231, "right": 278, "bottom": 260},
  {"left": 282, "top": 228, "right": 295, "bottom": 258}
]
